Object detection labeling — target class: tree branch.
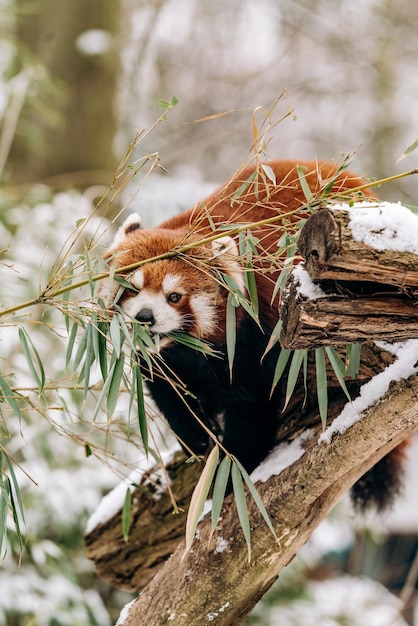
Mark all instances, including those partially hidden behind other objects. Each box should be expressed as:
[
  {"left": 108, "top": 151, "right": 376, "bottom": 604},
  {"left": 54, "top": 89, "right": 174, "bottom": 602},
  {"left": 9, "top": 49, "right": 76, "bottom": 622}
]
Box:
[{"left": 117, "top": 373, "right": 418, "bottom": 626}]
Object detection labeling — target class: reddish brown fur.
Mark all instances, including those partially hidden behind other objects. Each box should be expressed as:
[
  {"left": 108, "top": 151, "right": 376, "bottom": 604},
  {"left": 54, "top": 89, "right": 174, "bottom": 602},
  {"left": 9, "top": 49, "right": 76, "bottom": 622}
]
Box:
[
  {"left": 105, "top": 160, "right": 410, "bottom": 509},
  {"left": 160, "top": 159, "right": 374, "bottom": 330}
]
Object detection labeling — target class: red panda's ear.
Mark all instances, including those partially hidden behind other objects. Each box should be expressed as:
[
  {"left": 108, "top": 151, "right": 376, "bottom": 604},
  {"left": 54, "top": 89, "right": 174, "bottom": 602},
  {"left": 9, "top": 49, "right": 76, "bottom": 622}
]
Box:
[
  {"left": 103, "top": 213, "right": 142, "bottom": 261},
  {"left": 211, "top": 236, "right": 245, "bottom": 293},
  {"left": 111, "top": 213, "right": 142, "bottom": 248}
]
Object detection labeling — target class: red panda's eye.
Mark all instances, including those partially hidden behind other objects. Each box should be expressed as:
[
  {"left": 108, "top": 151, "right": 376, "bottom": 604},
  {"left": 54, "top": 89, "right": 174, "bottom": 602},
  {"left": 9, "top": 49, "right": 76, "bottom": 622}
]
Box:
[{"left": 167, "top": 292, "right": 182, "bottom": 304}]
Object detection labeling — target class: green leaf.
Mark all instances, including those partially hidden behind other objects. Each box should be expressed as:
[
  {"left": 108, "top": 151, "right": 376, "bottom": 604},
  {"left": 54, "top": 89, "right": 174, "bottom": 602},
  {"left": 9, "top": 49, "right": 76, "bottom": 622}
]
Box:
[
  {"left": 73, "top": 324, "right": 89, "bottom": 371},
  {"left": 7, "top": 477, "right": 23, "bottom": 552},
  {"left": 262, "top": 319, "right": 282, "bottom": 359},
  {"left": 185, "top": 445, "right": 219, "bottom": 556},
  {"left": 135, "top": 365, "right": 148, "bottom": 454},
  {"left": 107, "top": 352, "right": 125, "bottom": 419},
  {"left": 211, "top": 456, "right": 231, "bottom": 531},
  {"left": 244, "top": 266, "right": 259, "bottom": 319},
  {"left": 110, "top": 314, "right": 122, "bottom": 358},
  {"left": 232, "top": 170, "right": 257, "bottom": 202},
  {"left": 122, "top": 487, "right": 132, "bottom": 542},
  {"left": 93, "top": 359, "right": 117, "bottom": 421},
  {"left": 83, "top": 323, "right": 93, "bottom": 398},
  {"left": 270, "top": 347, "right": 291, "bottom": 396},
  {"left": 233, "top": 457, "right": 278, "bottom": 542},
  {"left": 65, "top": 321, "right": 79, "bottom": 368},
  {"left": 0, "top": 474, "right": 7, "bottom": 558},
  {"left": 261, "top": 164, "right": 276, "bottom": 184},
  {"left": 0, "top": 375, "right": 22, "bottom": 422},
  {"left": 346, "top": 343, "right": 361, "bottom": 379},
  {"left": 315, "top": 348, "right": 328, "bottom": 428},
  {"left": 18, "top": 327, "right": 45, "bottom": 393},
  {"left": 284, "top": 349, "right": 306, "bottom": 410},
  {"left": 398, "top": 137, "right": 418, "bottom": 161},
  {"left": 231, "top": 461, "right": 251, "bottom": 562},
  {"left": 324, "top": 346, "right": 351, "bottom": 402},
  {"left": 226, "top": 292, "right": 237, "bottom": 380},
  {"left": 4, "top": 454, "right": 25, "bottom": 525},
  {"left": 167, "top": 332, "right": 216, "bottom": 356},
  {"left": 296, "top": 164, "right": 313, "bottom": 202}
]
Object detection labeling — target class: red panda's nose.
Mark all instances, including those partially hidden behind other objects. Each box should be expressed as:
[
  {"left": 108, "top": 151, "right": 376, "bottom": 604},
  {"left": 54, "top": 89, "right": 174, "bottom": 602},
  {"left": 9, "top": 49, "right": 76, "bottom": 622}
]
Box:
[{"left": 135, "top": 308, "right": 155, "bottom": 326}]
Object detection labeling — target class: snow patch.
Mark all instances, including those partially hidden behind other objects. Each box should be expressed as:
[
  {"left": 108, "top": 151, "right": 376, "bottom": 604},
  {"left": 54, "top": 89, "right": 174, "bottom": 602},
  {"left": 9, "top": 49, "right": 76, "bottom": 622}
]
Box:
[
  {"left": 320, "top": 339, "right": 418, "bottom": 443},
  {"left": 251, "top": 429, "right": 314, "bottom": 483},
  {"left": 334, "top": 200, "right": 418, "bottom": 254},
  {"left": 293, "top": 263, "right": 328, "bottom": 300},
  {"left": 207, "top": 602, "right": 230, "bottom": 622},
  {"left": 115, "top": 598, "right": 136, "bottom": 625},
  {"left": 86, "top": 444, "right": 180, "bottom": 533},
  {"left": 214, "top": 537, "right": 229, "bottom": 553}
]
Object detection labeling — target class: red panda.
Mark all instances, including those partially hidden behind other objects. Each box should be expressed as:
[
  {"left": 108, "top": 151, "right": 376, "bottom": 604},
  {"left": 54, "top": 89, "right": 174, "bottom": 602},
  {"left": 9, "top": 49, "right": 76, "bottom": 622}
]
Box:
[{"left": 102, "top": 159, "right": 407, "bottom": 510}]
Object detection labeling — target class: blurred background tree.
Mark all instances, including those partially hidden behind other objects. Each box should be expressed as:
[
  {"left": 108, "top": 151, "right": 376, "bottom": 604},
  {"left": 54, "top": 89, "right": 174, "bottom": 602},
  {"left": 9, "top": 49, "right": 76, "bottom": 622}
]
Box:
[{"left": 1, "top": 0, "right": 418, "bottom": 624}]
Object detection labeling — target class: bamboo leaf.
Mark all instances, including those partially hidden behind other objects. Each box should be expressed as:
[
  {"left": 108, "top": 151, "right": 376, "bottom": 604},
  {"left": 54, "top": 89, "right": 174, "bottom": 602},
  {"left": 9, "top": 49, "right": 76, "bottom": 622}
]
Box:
[
  {"left": 0, "top": 375, "right": 22, "bottom": 422},
  {"left": 185, "top": 445, "right": 219, "bottom": 556},
  {"left": 324, "top": 346, "right": 351, "bottom": 402},
  {"left": 211, "top": 456, "right": 231, "bottom": 531},
  {"left": 261, "top": 163, "right": 276, "bottom": 184},
  {"left": 93, "top": 359, "right": 116, "bottom": 421},
  {"left": 296, "top": 164, "right": 313, "bottom": 202},
  {"left": 135, "top": 364, "right": 148, "bottom": 454},
  {"left": 107, "top": 352, "right": 125, "bottom": 419},
  {"left": 346, "top": 343, "right": 361, "bottom": 379},
  {"left": 73, "top": 325, "right": 89, "bottom": 372},
  {"left": 83, "top": 323, "right": 93, "bottom": 398},
  {"left": 262, "top": 319, "right": 282, "bottom": 360},
  {"left": 4, "top": 455, "right": 25, "bottom": 525},
  {"left": 7, "top": 477, "right": 23, "bottom": 551},
  {"left": 0, "top": 475, "right": 7, "bottom": 557},
  {"left": 97, "top": 321, "right": 109, "bottom": 381},
  {"left": 168, "top": 332, "right": 216, "bottom": 356},
  {"left": 244, "top": 266, "right": 259, "bottom": 319},
  {"left": 398, "top": 137, "right": 418, "bottom": 162},
  {"left": 110, "top": 314, "right": 122, "bottom": 358},
  {"left": 270, "top": 347, "right": 291, "bottom": 396},
  {"left": 315, "top": 348, "right": 328, "bottom": 428},
  {"left": 122, "top": 487, "right": 132, "bottom": 542},
  {"left": 233, "top": 457, "right": 278, "bottom": 542},
  {"left": 18, "top": 327, "right": 45, "bottom": 393},
  {"left": 226, "top": 292, "right": 237, "bottom": 380},
  {"left": 231, "top": 461, "right": 251, "bottom": 562},
  {"left": 284, "top": 349, "right": 306, "bottom": 410},
  {"left": 65, "top": 321, "right": 79, "bottom": 368},
  {"left": 232, "top": 170, "right": 257, "bottom": 202}
]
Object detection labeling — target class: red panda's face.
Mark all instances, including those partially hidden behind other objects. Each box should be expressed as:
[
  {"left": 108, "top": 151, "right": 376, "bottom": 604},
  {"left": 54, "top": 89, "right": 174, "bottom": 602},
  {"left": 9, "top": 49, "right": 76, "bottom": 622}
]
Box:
[{"left": 101, "top": 214, "right": 244, "bottom": 342}]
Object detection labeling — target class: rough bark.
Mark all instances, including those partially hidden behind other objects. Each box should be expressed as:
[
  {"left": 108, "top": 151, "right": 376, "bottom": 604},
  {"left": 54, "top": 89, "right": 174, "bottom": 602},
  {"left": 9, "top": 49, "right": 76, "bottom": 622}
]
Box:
[
  {"left": 116, "top": 373, "right": 418, "bottom": 626},
  {"left": 297, "top": 206, "right": 418, "bottom": 287},
  {"left": 280, "top": 206, "right": 418, "bottom": 349},
  {"left": 280, "top": 274, "right": 418, "bottom": 349}
]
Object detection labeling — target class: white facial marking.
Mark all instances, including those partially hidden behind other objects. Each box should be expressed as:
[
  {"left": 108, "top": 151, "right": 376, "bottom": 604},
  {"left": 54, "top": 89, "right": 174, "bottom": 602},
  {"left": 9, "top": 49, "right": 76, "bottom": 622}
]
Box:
[
  {"left": 131, "top": 269, "right": 144, "bottom": 290},
  {"left": 162, "top": 274, "right": 182, "bottom": 295},
  {"left": 190, "top": 294, "right": 216, "bottom": 336}
]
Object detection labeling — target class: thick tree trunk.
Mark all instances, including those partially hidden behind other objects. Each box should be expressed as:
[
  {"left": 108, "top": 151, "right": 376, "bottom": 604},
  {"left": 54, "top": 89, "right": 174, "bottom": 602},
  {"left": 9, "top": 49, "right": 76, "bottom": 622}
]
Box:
[{"left": 10, "top": 0, "right": 120, "bottom": 182}]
